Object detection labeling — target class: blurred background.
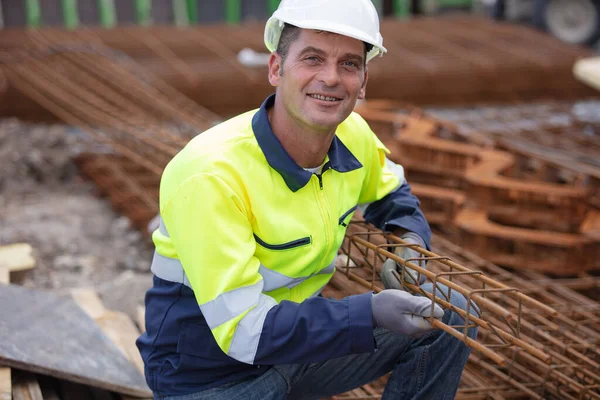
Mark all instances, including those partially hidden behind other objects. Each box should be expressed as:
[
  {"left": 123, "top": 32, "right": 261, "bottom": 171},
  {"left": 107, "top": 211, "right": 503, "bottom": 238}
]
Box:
[
  {"left": 0, "top": 1, "right": 598, "bottom": 400},
  {"left": 1, "top": 0, "right": 600, "bottom": 48}
]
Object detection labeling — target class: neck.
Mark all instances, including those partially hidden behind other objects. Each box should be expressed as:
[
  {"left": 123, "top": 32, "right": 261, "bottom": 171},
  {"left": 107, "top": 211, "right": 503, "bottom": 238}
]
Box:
[{"left": 268, "top": 99, "right": 336, "bottom": 169}]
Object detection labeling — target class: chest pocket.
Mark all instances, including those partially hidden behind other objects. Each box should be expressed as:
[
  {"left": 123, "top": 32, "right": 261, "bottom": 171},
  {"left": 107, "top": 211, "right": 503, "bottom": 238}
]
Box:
[
  {"left": 338, "top": 205, "right": 357, "bottom": 227},
  {"left": 254, "top": 233, "right": 312, "bottom": 251}
]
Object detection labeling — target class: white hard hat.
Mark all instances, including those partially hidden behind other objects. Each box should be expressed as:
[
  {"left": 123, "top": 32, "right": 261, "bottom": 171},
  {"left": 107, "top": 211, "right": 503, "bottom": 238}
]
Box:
[{"left": 264, "top": 0, "right": 387, "bottom": 63}]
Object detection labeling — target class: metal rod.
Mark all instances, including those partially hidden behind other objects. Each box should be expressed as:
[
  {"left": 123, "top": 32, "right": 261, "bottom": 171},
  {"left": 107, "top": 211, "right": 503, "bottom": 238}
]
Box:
[
  {"left": 386, "top": 233, "right": 558, "bottom": 316},
  {"left": 351, "top": 235, "right": 517, "bottom": 321}
]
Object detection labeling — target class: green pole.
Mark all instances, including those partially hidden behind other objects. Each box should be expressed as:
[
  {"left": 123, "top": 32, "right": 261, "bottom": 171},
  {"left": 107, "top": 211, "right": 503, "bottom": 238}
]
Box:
[
  {"left": 135, "top": 0, "right": 152, "bottom": 26},
  {"left": 25, "top": 0, "right": 42, "bottom": 28},
  {"left": 186, "top": 0, "right": 198, "bottom": 24},
  {"left": 97, "top": 0, "right": 116, "bottom": 28},
  {"left": 394, "top": 0, "right": 411, "bottom": 18},
  {"left": 173, "top": 0, "right": 189, "bottom": 26},
  {"left": 267, "top": 0, "right": 280, "bottom": 14},
  {"left": 62, "top": 0, "right": 79, "bottom": 29},
  {"left": 225, "top": 0, "right": 241, "bottom": 24}
]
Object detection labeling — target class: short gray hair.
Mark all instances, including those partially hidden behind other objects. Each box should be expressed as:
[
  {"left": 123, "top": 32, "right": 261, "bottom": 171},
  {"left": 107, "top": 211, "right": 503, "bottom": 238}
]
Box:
[{"left": 276, "top": 23, "right": 302, "bottom": 65}]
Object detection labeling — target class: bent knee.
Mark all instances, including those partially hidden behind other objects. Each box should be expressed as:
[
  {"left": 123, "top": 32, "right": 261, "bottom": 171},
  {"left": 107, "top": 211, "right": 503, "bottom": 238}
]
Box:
[
  {"left": 420, "top": 283, "right": 479, "bottom": 339},
  {"left": 420, "top": 283, "right": 480, "bottom": 317}
]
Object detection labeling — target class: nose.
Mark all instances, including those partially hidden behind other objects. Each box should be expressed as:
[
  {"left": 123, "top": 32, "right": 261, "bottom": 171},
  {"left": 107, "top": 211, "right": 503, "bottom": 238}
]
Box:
[{"left": 318, "top": 62, "right": 341, "bottom": 87}]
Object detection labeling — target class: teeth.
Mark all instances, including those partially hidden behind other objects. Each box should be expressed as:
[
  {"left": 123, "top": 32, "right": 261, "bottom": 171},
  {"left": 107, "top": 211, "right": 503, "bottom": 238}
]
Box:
[{"left": 310, "top": 94, "right": 339, "bottom": 102}]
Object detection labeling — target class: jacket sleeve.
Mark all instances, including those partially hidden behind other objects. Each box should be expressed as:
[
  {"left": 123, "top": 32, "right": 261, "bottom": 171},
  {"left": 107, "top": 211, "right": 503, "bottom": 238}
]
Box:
[
  {"left": 357, "top": 129, "right": 431, "bottom": 248},
  {"left": 161, "top": 173, "right": 375, "bottom": 366}
]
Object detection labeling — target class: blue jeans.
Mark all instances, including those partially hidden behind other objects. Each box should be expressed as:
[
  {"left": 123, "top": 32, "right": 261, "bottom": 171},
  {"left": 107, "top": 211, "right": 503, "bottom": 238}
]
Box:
[{"left": 159, "top": 284, "right": 477, "bottom": 400}]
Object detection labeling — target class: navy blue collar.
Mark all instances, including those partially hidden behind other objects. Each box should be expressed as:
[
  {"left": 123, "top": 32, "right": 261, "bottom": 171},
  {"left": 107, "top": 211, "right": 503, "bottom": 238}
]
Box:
[{"left": 252, "top": 94, "right": 363, "bottom": 192}]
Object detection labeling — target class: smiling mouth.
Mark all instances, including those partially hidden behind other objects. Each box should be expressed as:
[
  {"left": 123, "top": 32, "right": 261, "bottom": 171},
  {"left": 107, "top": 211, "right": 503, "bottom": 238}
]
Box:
[{"left": 308, "top": 94, "right": 342, "bottom": 102}]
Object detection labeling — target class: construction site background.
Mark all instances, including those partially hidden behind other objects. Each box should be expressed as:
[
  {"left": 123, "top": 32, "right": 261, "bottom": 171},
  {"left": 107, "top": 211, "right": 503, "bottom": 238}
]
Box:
[{"left": 0, "top": 1, "right": 599, "bottom": 399}]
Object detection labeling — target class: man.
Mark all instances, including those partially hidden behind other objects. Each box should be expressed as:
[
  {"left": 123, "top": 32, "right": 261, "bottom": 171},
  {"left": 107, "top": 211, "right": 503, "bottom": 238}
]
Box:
[{"left": 137, "top": 1, "right": 477, "bottom": 399}]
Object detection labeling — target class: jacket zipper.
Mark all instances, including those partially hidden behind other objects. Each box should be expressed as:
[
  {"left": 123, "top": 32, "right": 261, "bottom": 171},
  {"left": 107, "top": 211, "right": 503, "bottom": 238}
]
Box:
[
  {"left": 254, "top": 234, "right": 311, "bottom": 250},
  {"left": 313, "top": 172, "right": 332, "bottom": 272}
]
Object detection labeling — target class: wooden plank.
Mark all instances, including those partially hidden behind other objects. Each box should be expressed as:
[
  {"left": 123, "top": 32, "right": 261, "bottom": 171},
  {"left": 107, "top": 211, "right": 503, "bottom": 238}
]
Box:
[
  {"left": 96, "top": 312, "right": 145, "bottom": 374},
  {"left": 70, "top": 288, "right": 107, "bottom": 320},
  {"left": 0, "top": 243, "right": 36, "bottom": 284},
  {"left": 71, "top": 290, "right": 152, "bottom": 400},
  {"left": 12, "top": 372, "right": 43, "bottom": 400},
  {"left": 136, "top": 305, "right": 145, "bottom": 333},
  {"left": 574, "top": 56, "right": 600, "bottom": 92},
  {"left": 0, "top": 368, "right": 10, "bottom": 400},
  {"left": 0, "top": 243, "right": 35, "bottom": 272},
  {"left": 71, "top": 290, "right": 145, "bottom": 374},
  {"left": 0, "top": 269, "right": 8, "bottom": 285},
  {"left": 0, "top": 283, "right": 151, "bottom": 398}
]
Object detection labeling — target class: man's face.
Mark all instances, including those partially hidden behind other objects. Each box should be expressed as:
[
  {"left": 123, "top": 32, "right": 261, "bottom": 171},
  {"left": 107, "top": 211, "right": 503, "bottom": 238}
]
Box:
[{"left": 268, "top": 29, "right": 368, "bottom": 133}]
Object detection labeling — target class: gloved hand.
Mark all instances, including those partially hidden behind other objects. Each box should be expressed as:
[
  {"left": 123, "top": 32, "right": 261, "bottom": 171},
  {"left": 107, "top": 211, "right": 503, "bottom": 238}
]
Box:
[
  {"left": 371, "top": 289, "right": 444, "bottom": 337},
  {"left": 380, "top": 232, "right": 427, "bottom": 290}
]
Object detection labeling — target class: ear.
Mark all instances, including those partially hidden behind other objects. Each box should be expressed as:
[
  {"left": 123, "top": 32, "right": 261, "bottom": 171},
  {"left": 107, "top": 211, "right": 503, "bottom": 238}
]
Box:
[
  {"left": 268, "top": 53, "right": 282, "bottom": 87},
  {"left": 358, "top": 69, "right": 368, "bottom": 100}
]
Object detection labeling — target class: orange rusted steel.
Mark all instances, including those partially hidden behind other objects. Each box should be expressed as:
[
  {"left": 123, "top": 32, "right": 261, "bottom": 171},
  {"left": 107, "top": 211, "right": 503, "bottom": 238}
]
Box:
[
  {"left": 0, "top": 16, "right": 596, "bottom": 121},
  {"left": 354, "top": 100, "right": 600, "bottom": 275}
]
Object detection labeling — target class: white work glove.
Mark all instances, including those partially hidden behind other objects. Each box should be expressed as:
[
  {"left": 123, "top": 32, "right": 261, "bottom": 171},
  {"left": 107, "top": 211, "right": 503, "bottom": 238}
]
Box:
[
  {"left": 380, "top": 232, "right": 427, "bottom": 290},
  {"left": 371, "top": 289, "right": 444, "bottom": 337}
]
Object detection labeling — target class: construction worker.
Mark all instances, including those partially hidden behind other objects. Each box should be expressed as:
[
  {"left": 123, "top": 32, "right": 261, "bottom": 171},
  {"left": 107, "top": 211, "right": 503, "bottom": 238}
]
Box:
[{"left": 137, "top": 0, "right": 477, "bottom": 398}]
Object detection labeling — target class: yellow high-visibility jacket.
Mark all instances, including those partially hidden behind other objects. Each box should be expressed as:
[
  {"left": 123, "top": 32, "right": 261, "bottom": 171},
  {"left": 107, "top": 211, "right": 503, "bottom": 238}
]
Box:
[{"left": 136, "top": 94, "right": 430, "bottom": 396}]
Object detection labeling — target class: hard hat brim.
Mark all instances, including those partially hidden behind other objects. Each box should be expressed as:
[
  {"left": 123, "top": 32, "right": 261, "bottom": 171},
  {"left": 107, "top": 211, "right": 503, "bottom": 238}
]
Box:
[{"left": 265, "top": 16, "right": 387, "bottom": 62}]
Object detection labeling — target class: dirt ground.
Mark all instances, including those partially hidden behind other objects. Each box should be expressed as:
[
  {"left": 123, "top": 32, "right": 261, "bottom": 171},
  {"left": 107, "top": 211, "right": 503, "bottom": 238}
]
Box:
[{"left": 0, "top": 118, "right": 154, "bottom": 320}]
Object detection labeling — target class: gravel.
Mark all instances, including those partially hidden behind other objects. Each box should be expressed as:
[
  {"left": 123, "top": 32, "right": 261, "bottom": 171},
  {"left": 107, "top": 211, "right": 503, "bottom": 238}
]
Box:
[{"left": 0, "top": 118, "right": 154, "bottom": 320}]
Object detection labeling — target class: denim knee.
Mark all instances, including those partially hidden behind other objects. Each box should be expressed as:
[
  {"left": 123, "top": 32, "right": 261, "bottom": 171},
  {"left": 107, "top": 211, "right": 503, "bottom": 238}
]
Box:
[{"left": 419, "top": 283, "right": 479, "bottom": 339}]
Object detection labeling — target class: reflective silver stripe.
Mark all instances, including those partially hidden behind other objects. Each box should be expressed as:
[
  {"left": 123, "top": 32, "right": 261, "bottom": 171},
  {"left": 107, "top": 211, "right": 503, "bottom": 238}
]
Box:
[
  {"left": 147, "top": 214, "right": 160, "bottom": 235},
  {"left": 321, "top": 260, "right": 335, "bottom": 275},
  {"left": 385, "top": 158, "right": 406, "bottom": 186},
  {"left": 310, "top": 283, "right": 328, "bottom": 297},
  {"left": 151, "top": 251, "right": 192, "bottom": 288},
  {"left": 200, "top": 280, "right": 266, "bottom": 329},
  {"left": 151, "top": 252, "right": 270, "bottom": 330},
  {"left": 259, "top": 258, "right": 336, "bottom": 292},
  {"left": 159, "top": 217, "right": 169, "bottom": 236},
  {"left": 358, "top": 158, "right": 406, "bottom": 215},
  {"left": 228, "top": 293, "right": 278, "bottom": 364}
]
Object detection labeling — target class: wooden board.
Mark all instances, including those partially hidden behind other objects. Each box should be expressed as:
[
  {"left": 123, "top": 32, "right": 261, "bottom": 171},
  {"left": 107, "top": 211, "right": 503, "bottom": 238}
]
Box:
[
  {"left": 0, "top": 269, "right": 8, "bottom": 286},
  {"left": 0, "top": 283, "right": 151, "bottom": 398},
  {"left": 70, "top": 289, "right": 152, "bottom": 400},
  {"left": 136, "top": 306, "right": 145, "bottom": 334},
  {"left": 574, "top": 56, "right": 600, "bottom": 92},
  {"left": 0, "top": 368, "right": 10, "bottom": 400},
  {"left": 0, "top": 243, "right": 35, "bottom": 272},
  {"left": 11, "top": 372, "right": 43, "bottom": 400},
  {"left": 70, "top": 288, "right": 107, "bottom": 320},
  {"left": 96, "top": 312, "right": 145, "bottom": 375}
]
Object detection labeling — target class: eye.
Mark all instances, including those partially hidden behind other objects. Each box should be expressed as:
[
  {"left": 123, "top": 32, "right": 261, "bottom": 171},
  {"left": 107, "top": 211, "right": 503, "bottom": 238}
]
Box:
[
  {"left": 305, "top": 56, "right": 320, "bottom": 63},
  {"left": 342, "top": 61, "right": 359, "bottom": 68}
]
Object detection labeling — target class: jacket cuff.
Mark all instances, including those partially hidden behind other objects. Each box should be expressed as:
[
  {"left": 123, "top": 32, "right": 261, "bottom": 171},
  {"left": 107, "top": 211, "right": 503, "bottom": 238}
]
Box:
[{"left": 348, "top": 292, "right": 376, "bottom": 353}]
